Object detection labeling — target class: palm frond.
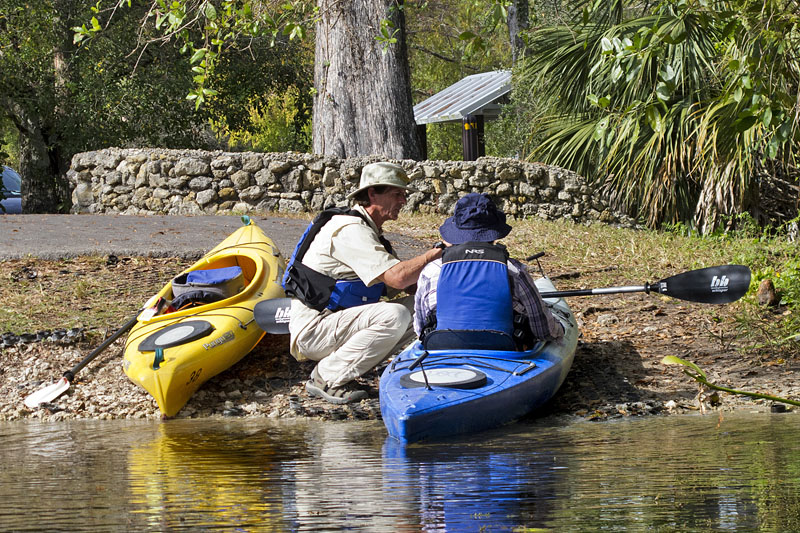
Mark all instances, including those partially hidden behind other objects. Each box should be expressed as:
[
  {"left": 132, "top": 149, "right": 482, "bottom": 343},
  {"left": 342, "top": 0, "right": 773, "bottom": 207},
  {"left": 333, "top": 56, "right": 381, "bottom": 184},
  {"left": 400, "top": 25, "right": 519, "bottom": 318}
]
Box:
[{"left": 519, "top": 0, "right": 799, "bottom": 231}]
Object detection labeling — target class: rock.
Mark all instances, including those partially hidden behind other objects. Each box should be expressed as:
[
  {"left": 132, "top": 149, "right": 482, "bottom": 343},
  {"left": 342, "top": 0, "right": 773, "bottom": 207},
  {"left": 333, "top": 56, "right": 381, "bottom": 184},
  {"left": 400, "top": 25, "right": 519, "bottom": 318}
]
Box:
[
  {"left": 757, "top": 279, "right": 779, "bottom": 306},
  {"left": 596, "top": 313, "right": 619, "bottom": 326}
]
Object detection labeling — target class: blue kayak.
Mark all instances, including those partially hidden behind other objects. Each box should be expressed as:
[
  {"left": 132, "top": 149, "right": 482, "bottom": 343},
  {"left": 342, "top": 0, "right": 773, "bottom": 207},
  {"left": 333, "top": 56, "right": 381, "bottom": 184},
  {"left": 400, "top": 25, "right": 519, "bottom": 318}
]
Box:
[{"left": 379, "top": 277, "right": 579, "bottom": 443}]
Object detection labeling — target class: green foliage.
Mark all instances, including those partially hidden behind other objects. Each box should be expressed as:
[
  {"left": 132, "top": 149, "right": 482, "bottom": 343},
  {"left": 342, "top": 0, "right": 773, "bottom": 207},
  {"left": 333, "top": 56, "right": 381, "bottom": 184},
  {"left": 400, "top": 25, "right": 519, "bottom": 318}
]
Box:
[
  {"left": 716, "top": 215, "right": 800, "bottom": 355},
  {"left": 201, "top": 31, "right": 314, "bottom": 152},
  {"left": 1, "top": 0, "right": 216, "bottom": 154},
  {"left": 211, "top": 87, "right": 311, "bottom": 153},
  {"left": 660, "top": 210, "right": 800, "bottom": 355},
  {"left": 746, "top": 223, "right": 800, "bottom": 313},
  {"left": 518, "top": 0, "right": 800, "bottom": 232},
  {"left": 1, "top": 0, "right": 313, "bottom": 157},
  {"left": 662, "top": 355, "right": 708, "bottom": 382},
  {"left": 753, "top": 260, "right": 800, "bottom": 310},
  {"left": 424, "top": 123, "right": 464, "bottom": 161},
  {"left": 377, "top": 17, "right": 399, "bottom": 52},
  {"left": 457, "top": 0, "right": 511, "bottom": 57},
  {"left": 70, "top": 0, "right": 520, "bottom": 161},
  {"left": 0, "top": 116, "right": 17, "bottom": 168},
  {"left": 75, "top": 0, "right": 318, "bottom": 109},
  {"left": 486, "top": 63, "right": 552, "bottom": 158}
]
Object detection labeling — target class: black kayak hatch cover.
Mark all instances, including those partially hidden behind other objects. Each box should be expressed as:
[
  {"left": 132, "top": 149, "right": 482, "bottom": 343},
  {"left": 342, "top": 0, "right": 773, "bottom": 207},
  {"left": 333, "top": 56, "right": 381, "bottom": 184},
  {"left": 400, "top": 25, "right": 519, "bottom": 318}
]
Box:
[{"left": 138, "top": 320, "right": 214, "bottom": 352}]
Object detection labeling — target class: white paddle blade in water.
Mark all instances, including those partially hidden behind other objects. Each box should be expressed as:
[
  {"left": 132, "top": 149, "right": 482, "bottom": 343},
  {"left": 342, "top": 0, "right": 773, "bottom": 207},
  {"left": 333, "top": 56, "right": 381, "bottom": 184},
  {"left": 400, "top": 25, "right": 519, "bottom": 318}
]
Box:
[{"left": 24, "top": 377, "right": 70, "bottom": 408}]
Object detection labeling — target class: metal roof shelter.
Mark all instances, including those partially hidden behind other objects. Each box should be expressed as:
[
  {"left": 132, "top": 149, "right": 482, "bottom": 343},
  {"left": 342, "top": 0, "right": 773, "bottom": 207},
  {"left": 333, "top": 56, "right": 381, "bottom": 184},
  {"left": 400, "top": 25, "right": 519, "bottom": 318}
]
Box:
[
  {"left": 413, "top": 70, "right": 511, "bottom": 161},
  {"left": 414, "top": 70, "right": 511, "bottom": 125}
]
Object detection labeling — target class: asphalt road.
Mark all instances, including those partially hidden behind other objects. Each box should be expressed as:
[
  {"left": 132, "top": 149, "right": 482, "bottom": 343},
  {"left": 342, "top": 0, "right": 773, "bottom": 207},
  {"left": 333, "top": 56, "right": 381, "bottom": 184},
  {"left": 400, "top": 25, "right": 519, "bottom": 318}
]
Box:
[{"left": 0, "top": 214, "right": 428, "bottom": 261}]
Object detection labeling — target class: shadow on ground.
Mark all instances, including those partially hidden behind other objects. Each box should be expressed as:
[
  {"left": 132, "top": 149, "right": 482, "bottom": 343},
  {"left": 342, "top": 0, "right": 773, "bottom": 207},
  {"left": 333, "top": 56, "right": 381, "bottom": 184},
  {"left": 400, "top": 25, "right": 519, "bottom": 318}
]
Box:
[{"left": 542, "top": 339, "right": 695, "bottom": 419}]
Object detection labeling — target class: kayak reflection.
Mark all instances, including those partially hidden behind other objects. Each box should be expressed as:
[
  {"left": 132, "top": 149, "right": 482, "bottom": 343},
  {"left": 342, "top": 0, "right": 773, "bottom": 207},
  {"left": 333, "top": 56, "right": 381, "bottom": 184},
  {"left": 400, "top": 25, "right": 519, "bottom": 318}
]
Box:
[
  {"left": 382, "top": 436, "right": 557, "bottom": 531},
  {"left": 127, "top": 420, "right": 288, "bottom": 530}
]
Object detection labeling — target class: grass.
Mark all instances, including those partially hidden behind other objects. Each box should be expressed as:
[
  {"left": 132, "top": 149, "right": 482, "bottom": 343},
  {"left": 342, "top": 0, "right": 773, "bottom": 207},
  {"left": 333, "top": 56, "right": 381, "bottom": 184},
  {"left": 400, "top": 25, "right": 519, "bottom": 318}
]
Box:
[
  {"left": 1, "top": 212, "right": 797, "bottom": 356},
  {"left": 0, "top": 256, "right": 191, "bottom": 338}
]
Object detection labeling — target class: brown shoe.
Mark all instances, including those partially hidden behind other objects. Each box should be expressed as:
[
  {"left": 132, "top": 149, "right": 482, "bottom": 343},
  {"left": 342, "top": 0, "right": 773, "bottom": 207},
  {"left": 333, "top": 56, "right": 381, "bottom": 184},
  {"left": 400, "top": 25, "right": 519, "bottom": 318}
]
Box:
[{"left": 305, "top": 367, "right": 368, "bottom": 405}]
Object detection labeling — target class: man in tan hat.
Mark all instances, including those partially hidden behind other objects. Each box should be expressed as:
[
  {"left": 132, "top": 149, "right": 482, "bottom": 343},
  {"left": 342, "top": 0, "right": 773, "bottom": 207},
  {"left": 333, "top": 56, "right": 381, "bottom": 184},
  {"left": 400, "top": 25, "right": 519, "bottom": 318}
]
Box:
[{"left": 285, "top": 162, "right": 444, "bottom": 404}]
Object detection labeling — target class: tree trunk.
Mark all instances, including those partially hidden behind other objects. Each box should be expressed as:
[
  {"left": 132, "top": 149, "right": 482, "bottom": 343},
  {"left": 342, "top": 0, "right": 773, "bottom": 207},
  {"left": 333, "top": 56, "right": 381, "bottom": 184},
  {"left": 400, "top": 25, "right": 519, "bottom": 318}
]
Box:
[
  {"left": 313, "top": 0, "right": 423, "bottom": 160},
  {"left": 52, "top": 0, "right": 75, "bottom": 146},
  {"left": 0, "top": 97, "right": 68, "bottom": 213},
  {"left": 0, "top": 0, "right": 73, "bottom": 213},
  {"left": 508, "top": 0, "right": 529, "bottom": 64}
]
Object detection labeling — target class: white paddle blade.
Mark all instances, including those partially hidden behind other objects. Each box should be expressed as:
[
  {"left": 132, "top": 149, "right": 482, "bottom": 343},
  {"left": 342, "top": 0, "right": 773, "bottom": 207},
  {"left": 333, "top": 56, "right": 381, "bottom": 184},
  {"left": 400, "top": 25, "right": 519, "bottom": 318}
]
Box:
[{"left": 24, "top": 377, "right": 70, "bottom": 408}]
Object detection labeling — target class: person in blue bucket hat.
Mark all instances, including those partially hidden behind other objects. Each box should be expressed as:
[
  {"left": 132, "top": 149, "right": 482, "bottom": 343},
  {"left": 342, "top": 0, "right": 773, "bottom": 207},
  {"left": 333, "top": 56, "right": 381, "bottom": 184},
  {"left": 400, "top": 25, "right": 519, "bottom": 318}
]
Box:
[
  {"left": 438, "top": 191, "right": 513, "bottom": 243},
  {"left": 414, "top": 192, "right": 563, "bottom": 350}
]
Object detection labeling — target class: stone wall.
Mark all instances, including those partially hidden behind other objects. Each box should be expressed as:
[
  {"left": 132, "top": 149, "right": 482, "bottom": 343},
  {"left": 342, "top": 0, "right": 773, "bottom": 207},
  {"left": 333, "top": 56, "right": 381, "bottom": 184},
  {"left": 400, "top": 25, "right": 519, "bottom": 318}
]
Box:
[{"left": 68, "top": 148, "right": 634, "bottom": 226}]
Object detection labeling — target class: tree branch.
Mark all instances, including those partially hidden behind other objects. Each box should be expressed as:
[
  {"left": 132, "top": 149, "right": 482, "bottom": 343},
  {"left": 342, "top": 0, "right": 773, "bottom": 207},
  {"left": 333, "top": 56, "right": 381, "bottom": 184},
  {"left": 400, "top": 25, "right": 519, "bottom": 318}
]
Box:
[{"left": 408, "top": 44, "right": 479, "bottom": 71}]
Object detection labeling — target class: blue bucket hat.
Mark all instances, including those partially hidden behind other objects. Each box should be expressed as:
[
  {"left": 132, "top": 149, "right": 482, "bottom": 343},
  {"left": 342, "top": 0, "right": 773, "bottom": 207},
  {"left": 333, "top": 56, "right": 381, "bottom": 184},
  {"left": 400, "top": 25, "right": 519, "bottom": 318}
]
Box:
[{"left": 439, "top": 193, "right": 512, "bottom": 244}]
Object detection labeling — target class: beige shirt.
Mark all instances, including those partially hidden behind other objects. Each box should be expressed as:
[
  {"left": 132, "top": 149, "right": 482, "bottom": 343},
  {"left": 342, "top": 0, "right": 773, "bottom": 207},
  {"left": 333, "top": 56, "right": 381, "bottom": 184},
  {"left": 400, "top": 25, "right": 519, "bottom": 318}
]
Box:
[{"left": 288, "top": 204, "right": 401, "bottom": 358}]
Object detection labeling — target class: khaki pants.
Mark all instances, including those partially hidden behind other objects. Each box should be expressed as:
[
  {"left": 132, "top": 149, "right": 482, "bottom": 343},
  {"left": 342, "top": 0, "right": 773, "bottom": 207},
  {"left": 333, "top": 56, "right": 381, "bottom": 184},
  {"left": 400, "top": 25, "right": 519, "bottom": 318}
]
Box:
[{"left": 293, "top": 296, "right": 415, "bottom": 388}]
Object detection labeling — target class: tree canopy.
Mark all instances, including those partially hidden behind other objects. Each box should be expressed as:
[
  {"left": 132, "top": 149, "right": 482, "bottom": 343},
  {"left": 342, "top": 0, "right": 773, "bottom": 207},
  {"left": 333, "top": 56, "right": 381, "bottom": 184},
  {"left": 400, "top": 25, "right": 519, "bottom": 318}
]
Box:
[
  {"left": 5, "top": 0, "right": 796, "bottom": 231},
  {"left": 0, "top": 0, "right": 311, "bottom": 211}
]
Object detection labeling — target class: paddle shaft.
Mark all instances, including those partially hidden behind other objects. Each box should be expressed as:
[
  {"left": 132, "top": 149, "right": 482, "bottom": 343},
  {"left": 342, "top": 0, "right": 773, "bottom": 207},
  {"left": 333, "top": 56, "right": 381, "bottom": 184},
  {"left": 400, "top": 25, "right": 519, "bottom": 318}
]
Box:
[
  {"left": 64, "top": 314, "right": 139, "bottom": 381},
  {"left": 538, "top": 265, "right": 751, "bottom": 304},
  {"left": 541, "top": 284, "right": 655, "bottom": 298}
]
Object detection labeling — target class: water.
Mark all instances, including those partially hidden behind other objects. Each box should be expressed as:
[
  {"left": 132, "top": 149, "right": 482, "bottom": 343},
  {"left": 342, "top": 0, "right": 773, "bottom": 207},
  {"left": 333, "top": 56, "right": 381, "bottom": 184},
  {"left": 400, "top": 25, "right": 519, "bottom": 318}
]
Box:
[{"left": 1, "top": 412, "right": 799, "bottom": 531}]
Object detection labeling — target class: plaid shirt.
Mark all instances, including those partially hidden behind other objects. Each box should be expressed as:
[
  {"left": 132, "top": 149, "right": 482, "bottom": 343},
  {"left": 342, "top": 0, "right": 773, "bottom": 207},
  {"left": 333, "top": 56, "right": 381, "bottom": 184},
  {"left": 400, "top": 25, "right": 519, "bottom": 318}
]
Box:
[{"left": 414, "top": 257, "right": 564, "bottom": 342}]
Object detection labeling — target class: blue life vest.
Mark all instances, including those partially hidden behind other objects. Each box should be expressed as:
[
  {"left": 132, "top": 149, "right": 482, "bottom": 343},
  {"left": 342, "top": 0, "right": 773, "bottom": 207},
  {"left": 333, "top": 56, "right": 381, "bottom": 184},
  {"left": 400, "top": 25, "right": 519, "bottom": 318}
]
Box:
[
  {"left": 424, "top": 242, "right": 516, "bottom": 351},
  {"left": 282, "top": 207, "right": 391, "bottom": 312}
]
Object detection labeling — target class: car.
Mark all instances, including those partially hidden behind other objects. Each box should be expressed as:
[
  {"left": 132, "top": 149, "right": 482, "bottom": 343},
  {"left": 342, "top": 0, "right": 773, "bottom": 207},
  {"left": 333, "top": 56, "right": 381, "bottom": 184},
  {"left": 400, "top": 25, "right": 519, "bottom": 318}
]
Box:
[{"left": 1, "top": 166, "right": 21, "bottom": 214}]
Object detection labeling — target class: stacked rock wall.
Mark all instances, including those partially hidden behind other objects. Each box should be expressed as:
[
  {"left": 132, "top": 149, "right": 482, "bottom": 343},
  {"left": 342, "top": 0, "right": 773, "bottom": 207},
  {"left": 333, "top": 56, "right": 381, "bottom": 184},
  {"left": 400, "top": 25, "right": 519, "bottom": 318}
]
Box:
[{"left": 68, "top": 148, "right": 634, "bottom": 226}]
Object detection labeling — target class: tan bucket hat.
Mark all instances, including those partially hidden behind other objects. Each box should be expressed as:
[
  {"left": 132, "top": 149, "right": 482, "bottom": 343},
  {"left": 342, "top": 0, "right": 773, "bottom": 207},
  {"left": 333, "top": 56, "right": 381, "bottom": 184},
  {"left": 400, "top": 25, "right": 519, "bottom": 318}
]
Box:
[{"left": 346, "top": 162, "right": 415, "bottom": 199}]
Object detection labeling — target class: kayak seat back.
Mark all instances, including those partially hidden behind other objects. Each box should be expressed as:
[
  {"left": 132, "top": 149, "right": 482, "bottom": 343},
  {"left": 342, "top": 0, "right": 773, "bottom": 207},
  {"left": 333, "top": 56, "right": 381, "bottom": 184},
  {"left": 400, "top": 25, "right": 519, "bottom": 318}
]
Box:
[
  {"left": 422, "top": 329, "right": 516, "bottom": 351},
  {"left": 171, "top": 265, "right": 246, "bottom": 310}
]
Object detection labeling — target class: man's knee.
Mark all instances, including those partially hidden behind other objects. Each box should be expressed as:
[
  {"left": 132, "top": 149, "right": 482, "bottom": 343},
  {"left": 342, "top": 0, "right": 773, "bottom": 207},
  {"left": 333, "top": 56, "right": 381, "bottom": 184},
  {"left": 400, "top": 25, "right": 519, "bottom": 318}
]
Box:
[{"left": 376, "top": 302, "right": 412, "bottom": 334}]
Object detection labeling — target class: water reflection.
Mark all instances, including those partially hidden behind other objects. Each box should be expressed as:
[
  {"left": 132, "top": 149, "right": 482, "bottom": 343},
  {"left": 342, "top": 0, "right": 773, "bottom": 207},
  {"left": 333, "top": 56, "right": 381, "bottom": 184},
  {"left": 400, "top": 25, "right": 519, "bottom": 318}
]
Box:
[
  {"left": 0, "top": 421, "right": 158, "bottom": 531},
  {"left": 279, "top": 422, "right": 413, "bottom": 531},
  {"left": 1, "top": 413, "right": 800, "bottom": 531},
  {"left": 383, "top": 437, "right": 558, "bottom": 531},
  {"left": 127, "top": 420, "right": 289, "bottom": 530},
  {"left": 128, "top": 419, "right": 404, "bottom": 531}
]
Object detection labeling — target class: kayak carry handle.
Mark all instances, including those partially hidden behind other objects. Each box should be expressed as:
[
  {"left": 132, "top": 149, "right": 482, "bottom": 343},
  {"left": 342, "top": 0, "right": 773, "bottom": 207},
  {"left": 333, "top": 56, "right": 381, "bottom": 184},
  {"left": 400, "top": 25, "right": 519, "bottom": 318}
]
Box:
[
  {"left": 526, "top": 251, "right": 546, "bottom": 278},
  {"left": 408, "top": 351, "right": 430, "bottom": 371}
]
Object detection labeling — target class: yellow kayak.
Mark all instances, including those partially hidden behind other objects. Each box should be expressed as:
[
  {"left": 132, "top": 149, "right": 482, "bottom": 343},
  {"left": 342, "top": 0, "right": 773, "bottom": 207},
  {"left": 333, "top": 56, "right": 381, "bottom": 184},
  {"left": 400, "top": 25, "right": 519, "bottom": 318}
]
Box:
[{"left": 122, "top": 216, "right": 285, "bottom": 417}]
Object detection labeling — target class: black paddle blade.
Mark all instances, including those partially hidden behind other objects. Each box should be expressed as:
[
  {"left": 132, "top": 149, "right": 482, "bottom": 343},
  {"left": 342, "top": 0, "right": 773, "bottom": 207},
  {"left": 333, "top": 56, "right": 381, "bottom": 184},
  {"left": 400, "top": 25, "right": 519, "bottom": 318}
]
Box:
[
  {"left": 254, "top": 297, "right": 292, "bottom": 334},
  {"left": 650, "top": 265, "right": 751, "bottom": 304}
]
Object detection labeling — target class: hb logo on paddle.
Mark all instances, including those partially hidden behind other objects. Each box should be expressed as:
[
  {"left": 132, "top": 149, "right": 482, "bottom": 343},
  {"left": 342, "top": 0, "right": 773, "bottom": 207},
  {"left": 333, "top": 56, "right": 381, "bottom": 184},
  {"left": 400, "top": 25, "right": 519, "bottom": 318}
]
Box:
[
  {"left": 710, "top": 275, "right": 730, "bottom": 293},
  {"left": 274, "top": 306, "right": 291, "bottom": 324}
]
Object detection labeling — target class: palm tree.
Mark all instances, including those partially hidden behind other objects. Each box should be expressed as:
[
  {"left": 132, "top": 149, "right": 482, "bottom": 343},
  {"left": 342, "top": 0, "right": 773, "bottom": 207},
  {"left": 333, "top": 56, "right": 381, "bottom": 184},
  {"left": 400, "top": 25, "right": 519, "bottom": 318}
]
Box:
[{"left": 518, "top": 0, "right": 799, "bottom": 232}]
